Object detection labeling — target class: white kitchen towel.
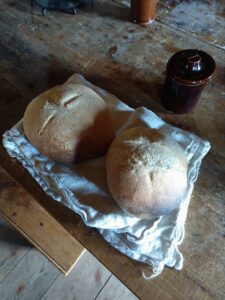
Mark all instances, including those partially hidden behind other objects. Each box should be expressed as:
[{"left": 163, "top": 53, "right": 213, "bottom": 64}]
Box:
[{"left": 2, "top": 74, "right": 210, "bottom": 278}]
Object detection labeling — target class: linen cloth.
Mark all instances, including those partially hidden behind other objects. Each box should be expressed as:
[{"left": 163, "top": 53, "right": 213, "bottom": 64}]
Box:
[{"left": 2, "top": 74, "right": 210, "bottom": 278}]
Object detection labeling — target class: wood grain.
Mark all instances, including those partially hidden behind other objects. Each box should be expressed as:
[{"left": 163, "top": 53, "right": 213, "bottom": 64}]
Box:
[
  {"left": 41, "top": 251, "right": 111, "bottom": 300},
  {"left": 0, "top": 168, "right": 86, "bottom": 275},
  {"left": 157, "top": 0, "right": 225, "bottom": 50},
  {"left": 96, "top": 275, "right": 138, "bottom": 300},
  {"left": 0, "top": 248, "right": 60, "bottom": 300},
  {"left": 0, "top": 218, "right": 31, "bottom": 282},
  {"left": 0, "top": 0, "right": 224, "bottom": 299},
  {"left": 0, "top": 1, "right": 224, "bottom": 157}
]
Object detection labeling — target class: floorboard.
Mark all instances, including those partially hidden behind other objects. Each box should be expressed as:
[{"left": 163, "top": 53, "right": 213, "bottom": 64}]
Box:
[
  {"left": 0, "top": 217, "right": 137, "bottom": 299},
  {"left": 95, "top": 275, "right": 138, "bottom": 300},
  {"left": 0, "top": 247, "right": 60, "bottom": 300},
  {"left": 41, "top": 251, "right": 111, "bottom": 300},
  {"left": 0, "top": 218, "right": 31, "bottom": 283},
  {"left": 0, "top": 166, "right": 86, "bottom": 276}
]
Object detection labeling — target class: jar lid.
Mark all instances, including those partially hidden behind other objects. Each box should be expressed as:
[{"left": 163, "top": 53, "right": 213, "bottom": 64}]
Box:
[{"left": 167, "top": 49, "right": 216, "bottom": 85}]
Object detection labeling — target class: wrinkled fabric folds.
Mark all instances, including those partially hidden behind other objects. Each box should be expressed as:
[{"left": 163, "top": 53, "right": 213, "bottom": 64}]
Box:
[{"left": 2, "top": 74, "right": 210, "bottom": 278}]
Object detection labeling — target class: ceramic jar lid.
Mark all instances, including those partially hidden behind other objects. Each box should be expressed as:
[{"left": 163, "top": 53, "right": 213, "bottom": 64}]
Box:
[{"left": 166, "top": 49, "right": 216, "bottom": 85}]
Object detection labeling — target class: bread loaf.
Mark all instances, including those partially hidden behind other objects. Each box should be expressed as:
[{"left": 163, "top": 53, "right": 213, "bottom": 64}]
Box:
[
  {"left": 106, "top": 127, "right": 188, "bottom": 219},
  {"left": 23, "top": 82, "right": 115, "bottom": 163}
]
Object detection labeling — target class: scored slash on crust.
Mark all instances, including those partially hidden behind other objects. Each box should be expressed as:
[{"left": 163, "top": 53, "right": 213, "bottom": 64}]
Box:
[
  {"left": 38, "top": 113, "right": 56, "bottom": 136},
  {"left": 62, "top": 93, "right": 83, "bottom": 108},
  {"left": 38, "top": 94, "right": 83, "bottom": 136}
]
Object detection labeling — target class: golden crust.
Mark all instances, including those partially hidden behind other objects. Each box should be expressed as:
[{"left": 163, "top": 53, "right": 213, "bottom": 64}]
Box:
[
  {"left": 23, "top": 83, "right": 115, "bottom": 163},
  {"left": 106, "top": 127, "right": 188, "bottom": 219}
]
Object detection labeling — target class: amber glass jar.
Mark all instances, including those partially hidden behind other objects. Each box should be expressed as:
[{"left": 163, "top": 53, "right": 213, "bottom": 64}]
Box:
[{"left": 130, "top": 0, "right": 158, "bottom": 25}]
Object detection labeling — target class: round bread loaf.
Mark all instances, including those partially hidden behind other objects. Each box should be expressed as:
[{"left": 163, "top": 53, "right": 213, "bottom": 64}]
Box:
[
  {"left": 106, "top": 127, "right": 188, "bottom": 219},
  {"left": 23, "top": 83, "right": 115, "bottom": 163}
]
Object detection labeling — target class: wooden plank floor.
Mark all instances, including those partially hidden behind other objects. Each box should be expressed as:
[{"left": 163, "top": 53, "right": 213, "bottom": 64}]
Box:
[{"left": 0, "top": 216, "right": 138, "bottom": 300}]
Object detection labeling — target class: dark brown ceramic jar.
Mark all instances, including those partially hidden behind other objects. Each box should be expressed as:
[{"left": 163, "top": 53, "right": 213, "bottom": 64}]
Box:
[{"left": 162, "top": 49, "right": 216, "bottom": 114}]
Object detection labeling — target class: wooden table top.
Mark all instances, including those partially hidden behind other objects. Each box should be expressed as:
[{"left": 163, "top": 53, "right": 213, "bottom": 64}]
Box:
[{"left": 0, "top": 1, "right": 224, "bottom": 299}]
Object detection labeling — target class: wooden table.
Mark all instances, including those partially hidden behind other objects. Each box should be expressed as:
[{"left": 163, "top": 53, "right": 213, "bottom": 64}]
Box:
[{"left": 0, "top": 1, "right": 225, "bottom": 299}]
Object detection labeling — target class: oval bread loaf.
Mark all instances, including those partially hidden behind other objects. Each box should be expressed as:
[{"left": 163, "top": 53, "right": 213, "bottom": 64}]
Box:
[
  {"left": 23, "top": 83, "right": 115, "bottom": 163},
  {"left": 106, "top": 127, "right": 188, "bottom": 219}
]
